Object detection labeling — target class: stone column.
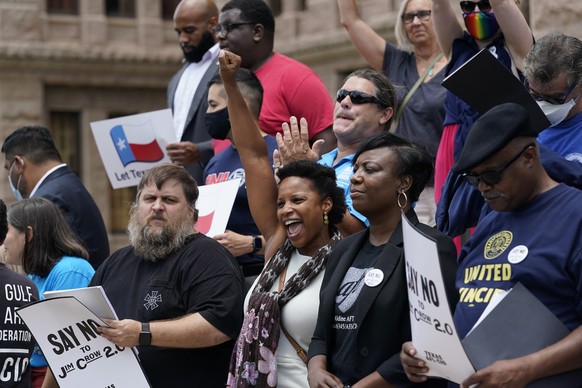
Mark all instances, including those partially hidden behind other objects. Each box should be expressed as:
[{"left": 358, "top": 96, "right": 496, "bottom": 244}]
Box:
[
  {"left": 81, "top": 0, "right": 107, "bottom": 44},
  {"left": 137, "top": 0, "right": 164, "bottom": 47}
]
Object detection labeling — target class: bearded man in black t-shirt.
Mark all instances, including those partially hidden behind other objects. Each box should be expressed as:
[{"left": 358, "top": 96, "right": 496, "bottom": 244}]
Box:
[{"left": 89, "top": 164, "right": 245, "bottom": 388}]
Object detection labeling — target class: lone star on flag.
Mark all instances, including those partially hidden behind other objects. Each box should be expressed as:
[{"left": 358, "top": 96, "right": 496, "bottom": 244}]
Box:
[{"left": 116, "top": 137, "right": 127, "bottom": 151}]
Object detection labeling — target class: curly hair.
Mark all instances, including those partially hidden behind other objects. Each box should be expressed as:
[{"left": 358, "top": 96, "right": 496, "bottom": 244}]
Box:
[{"left": 276, "top": 160, "right": 346, "bottom": 231}]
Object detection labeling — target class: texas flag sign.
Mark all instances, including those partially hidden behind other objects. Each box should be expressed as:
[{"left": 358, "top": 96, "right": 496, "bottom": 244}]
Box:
[
  {"left": 110, "top": 123, "right": 164, "bottom": 166},
  {"left": 91, "top": 109, "right": 177, "bottom": 189}
]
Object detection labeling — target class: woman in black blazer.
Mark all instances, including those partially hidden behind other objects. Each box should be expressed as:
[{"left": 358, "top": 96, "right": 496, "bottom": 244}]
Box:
[{"left": 308, "top": 133, "right": 458, "bottom": 387}]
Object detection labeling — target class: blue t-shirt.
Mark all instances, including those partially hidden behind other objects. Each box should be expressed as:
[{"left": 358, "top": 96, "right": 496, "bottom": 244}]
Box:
[
  {"left": 319, "top": 149, "right": 369, "bottom": 226},
  {"left": 28, "top": 256, "right": 94, "bottom": 367},
  {"left": 453, "top": 184, "right": 582, "bottom": 338},
  {"left": 537, "top": 111, "right": 582, "bottom": 164},
  {"left": 203, "top": 136, "right": 278, "bottom": 266}
]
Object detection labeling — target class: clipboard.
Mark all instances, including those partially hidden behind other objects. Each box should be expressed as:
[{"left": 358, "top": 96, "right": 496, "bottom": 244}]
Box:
[
  {"left": 462, "top": 282, "right": 582, "bottom": 386},
  {"left": 442, "top": 49, "right": 550, "bottom": 134}
]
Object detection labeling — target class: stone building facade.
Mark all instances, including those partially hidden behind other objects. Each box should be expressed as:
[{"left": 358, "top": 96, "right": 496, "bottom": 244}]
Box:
[{"left": 0, "top": 0, "right": 579, "bottom": 250}]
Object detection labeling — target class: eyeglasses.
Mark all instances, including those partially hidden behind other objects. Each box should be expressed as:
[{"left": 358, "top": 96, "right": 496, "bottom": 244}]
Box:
[
  {"left": 211, "top": 22, "right": 255, "bottom": 36},
  {"left": 402, "top": 10, "right": 432, "bottom": 24},
  {"left": 459, "top": 0, "right": 492, "bottom": 13},
  {"left": 336, "top": 89, "right": 382, "bottom": 105},
  {"left": 525, "top": 78, "right": 578, "bottom": 105},
  {"left": 462, "top": 143, "right": 535, "bottom": 187}
]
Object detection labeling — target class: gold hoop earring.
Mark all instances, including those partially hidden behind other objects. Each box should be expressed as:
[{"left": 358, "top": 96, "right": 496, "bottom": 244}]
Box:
[
  {"left": 397, "top": 191, "right": 408, "bottom": 210},
  {"left": 323, "top": 212, "right": 329, "bottom": 225}
]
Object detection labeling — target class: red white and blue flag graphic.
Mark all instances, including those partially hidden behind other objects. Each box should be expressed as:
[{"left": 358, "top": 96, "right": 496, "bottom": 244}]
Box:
[{"left": 110, "top": 122, "right": 164, "bottom": 166}]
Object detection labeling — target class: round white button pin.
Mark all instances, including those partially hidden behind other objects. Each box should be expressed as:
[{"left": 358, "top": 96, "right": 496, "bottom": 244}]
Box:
[
  {"left": 364, "top": 268, "right": 384, "bottom": 287},
  {"left": 508, "top": 245, "right": 528, "bottom": 264}
]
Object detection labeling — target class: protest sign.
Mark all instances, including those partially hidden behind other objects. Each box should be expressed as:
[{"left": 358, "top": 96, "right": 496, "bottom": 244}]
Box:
[
  {"left": 196, "top": 178, "right": 241, "bottom": 236},
  {"left": 90, "top": 109, "right": 176, "bottom": 189},
  {"left": 17, "top": 297, "right": 150, "bottom": 388},
  {"left": 402, "top": 214, "right": 475, "bottom": 383},
  {"left": 44, "top": 286, "right": 118, "bottom": 320}
]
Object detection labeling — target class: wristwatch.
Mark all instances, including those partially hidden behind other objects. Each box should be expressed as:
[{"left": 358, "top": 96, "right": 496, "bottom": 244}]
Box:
[
  {"left": 251, "top": 235, "right": 262, "bottom": 254},
  {"left": 139, "top": 322, "right": 152, "bottom": 346}
]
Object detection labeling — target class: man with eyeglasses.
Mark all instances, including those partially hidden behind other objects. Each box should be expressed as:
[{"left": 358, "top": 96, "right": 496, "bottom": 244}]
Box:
[
  {"left": 402, "top": 102, "right": 582, "bottom": 387},
  {"left": 275, "top": 68, "right": 396, "bottom": 237},
  {"left": 524, "top": 32, "right": 582, "bottom": 164},
  {"left": 166, "top": 0, "right": 222, "bottom": 184},
  {"left": 215, "top": 0, "right": 337, "bottom": 155}
]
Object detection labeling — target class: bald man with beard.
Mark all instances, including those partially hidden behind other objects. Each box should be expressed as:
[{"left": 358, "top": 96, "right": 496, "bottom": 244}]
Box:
[{"left": 166, "top": 0, "right": 221, "bottom": 184}]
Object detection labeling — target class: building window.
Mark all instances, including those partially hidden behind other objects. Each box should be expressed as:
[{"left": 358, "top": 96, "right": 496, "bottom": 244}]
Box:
[
  {"left": 105, "top": 0, "right": 135, "bottom": 18},
  {"left": 162, "top": 0, "right": 181, "bottom": 21},
  {"left": 49, "top": 111, "right": 81, "bottom": 176},
  {"left": 47, "top": 0, "right": 79, "bottom": 15}
]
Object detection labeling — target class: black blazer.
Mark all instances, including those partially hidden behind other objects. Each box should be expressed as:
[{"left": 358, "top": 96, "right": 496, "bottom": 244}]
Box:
[
  {"left": 34, "top": 165, "right": 110, "bottom": 269},
  {"left": 167, "top": 61, "right": 218, "bottom": 183},
  {"left": 309, "top": 211, "right": 458, "bottom": 387}
]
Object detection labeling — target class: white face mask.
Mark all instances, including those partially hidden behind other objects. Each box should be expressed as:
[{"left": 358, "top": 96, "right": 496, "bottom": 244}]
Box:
[
  {"left": 8, "top": 160, "right": 23, "bottom": 201},
  {"left": 537, "top": 98, "right": 577, "bottom": 127}
]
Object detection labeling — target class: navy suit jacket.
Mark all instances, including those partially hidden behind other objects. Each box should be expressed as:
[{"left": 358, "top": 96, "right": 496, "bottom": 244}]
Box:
[
  {"left": 33, "top": 166, "right": 110, "bottom": 269},
  {"left": 167, "top": 61, "right": 218, "bottom": 183},
  {"left": 309, "top": 211, "right": 458, "bottom": 387}
]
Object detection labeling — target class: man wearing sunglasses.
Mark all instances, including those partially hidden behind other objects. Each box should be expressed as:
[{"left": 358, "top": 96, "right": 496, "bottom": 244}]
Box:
[
  {"left": 402, "top": 102, "right": 582, "bottom": 386},
  {"left": 166, "top": 0, "right": 221, "bottom": 184},
  {"left": 524, "top": 32, "right": 582, "bottom": 163},
  {"left": 216, "top": 0, "right": 337, "bottom": 155},
  {"left": 275, "top": 68, "right": 396, "bottom": 237}
]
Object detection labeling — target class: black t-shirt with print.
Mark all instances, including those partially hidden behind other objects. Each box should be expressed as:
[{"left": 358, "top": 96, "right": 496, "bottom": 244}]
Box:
[
  {"left": 90, "top": 234, "right": 245, "bottom": 388},
  {"left": 0, "top": 264, "right": 39, "bottom": 388},
  {"left": 330, "top": 240, "right": 385, "bottom": 383}
]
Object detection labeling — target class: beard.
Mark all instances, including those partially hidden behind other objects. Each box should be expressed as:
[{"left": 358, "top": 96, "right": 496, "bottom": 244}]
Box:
[
  {"left": 127, "top": 208, "right": 194, "bottom": 262},
  {"left": 181, "top": 31, "right": 215, "bottom": 63}
]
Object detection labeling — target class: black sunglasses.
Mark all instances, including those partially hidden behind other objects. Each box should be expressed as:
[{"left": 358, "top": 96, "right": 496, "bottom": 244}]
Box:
[
  {"left": 336, "top": 89, "right": 382, "bottom": 105},
  {"left": 459, "top": 0, "right": 492, "bottom": 13},
  {"left": 525, "top": 78, "right": 578, "bottom": 106},
  {"left": 212, "top": 22, "right": 255, "bottom": 36},
  {"left": 402, "top": 10, "right": 432, "bottom": 24},
  {"left": 462, "top": 143, "right": 535, "bottom": 187}
]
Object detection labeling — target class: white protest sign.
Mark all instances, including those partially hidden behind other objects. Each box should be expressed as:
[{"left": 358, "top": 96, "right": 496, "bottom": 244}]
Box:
[
  {"left": 90, "top": 109, "right": 176, "bottom": 189},
  {"left": 44, "top": 286, "right": 119, "bottom": 320},
  {"left": 401, "top": 214, "right": 475, "bottom": 383},
  {"left": 17, "top": 297, "right": 150, "bottom": 388},
  {"left": 195, "top": 178, "right": 241, "bottom": 237}
]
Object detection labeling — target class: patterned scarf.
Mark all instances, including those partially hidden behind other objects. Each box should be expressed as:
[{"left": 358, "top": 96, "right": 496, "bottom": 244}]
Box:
[{"left": 227, "top": 229, "right": 341, "bottom": 387}]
